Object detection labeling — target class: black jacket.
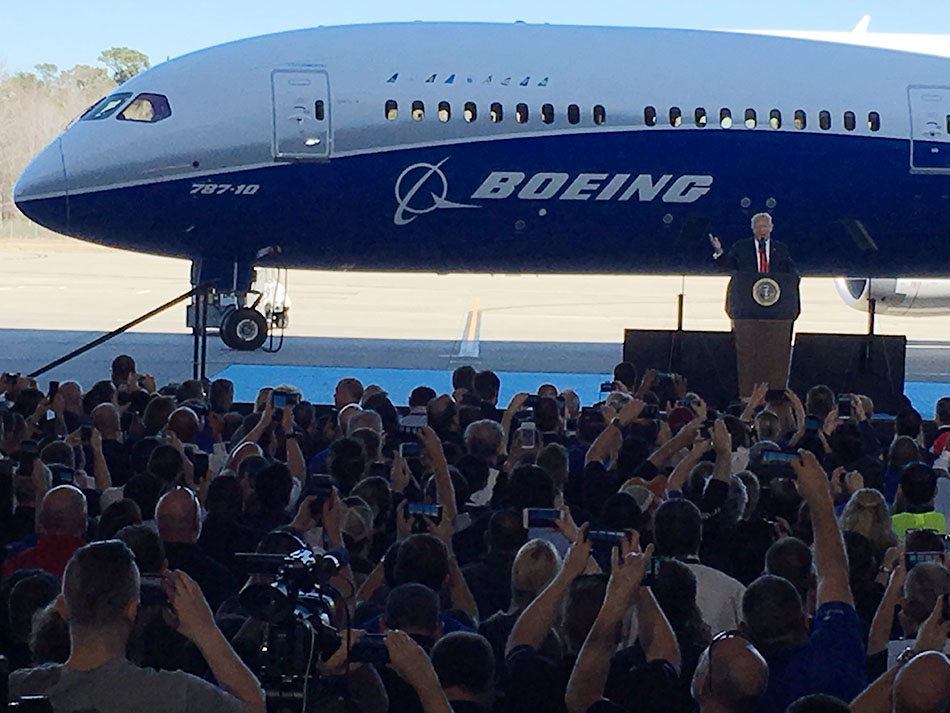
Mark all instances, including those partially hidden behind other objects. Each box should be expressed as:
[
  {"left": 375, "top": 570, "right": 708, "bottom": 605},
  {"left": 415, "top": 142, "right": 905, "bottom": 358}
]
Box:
[{"left": 715, "top": 238, "right": 797, "bottom": 275}]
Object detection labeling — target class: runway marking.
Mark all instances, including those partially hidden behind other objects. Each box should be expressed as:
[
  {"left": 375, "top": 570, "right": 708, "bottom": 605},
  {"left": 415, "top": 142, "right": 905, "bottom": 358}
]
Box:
[{"left": 455, "top": 297, "right": 481, "bottom": 359}]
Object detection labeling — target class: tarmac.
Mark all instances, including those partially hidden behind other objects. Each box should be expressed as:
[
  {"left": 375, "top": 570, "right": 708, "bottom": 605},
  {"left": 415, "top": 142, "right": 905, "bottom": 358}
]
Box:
[{"left": 3, "top": 237, "right": 950, "bottom": 394}]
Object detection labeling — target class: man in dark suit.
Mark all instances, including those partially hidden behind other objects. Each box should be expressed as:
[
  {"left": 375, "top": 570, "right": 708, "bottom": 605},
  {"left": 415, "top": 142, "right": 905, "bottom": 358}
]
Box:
[
  {"left": 710, "top": 212, "right": 796, "bottom": 275},
  {"left": 708, "top": 213, "right": 799, "bottom": 398}
]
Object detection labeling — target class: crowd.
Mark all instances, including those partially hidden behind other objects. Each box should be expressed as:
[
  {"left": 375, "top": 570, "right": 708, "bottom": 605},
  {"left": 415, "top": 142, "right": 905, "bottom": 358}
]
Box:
[{"left": 2, "top": 354, "right": 950, "bottom": 713}]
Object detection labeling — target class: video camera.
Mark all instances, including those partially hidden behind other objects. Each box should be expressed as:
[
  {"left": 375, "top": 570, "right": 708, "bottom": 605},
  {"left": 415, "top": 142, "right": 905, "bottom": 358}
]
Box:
[{"left": 235, "top": 548, "right": 350, "bottom": 713}]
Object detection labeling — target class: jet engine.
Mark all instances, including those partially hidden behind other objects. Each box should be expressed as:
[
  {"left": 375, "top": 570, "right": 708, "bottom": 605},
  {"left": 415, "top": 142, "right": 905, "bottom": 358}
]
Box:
[{"left": 835, "top": 277, "right": 950, "bottom": 316}]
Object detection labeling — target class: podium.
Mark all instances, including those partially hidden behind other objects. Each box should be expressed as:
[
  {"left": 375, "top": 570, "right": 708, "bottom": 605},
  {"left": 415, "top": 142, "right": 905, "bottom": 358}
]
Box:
[{"left": 726, "top": 272, "right": 800, "bottom": 398}]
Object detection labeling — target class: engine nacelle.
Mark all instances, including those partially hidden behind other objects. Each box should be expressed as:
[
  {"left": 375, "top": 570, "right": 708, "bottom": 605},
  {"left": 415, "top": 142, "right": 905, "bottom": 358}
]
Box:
[{"left": 835, "top": 277, "right": 950, "bottom": 316}]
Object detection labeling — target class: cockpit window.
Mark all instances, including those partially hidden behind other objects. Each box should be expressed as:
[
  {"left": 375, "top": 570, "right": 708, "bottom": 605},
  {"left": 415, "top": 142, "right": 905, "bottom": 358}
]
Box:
[
  {"left": 117, "top": 93, "right": 172, "bottom": 123},
  {"left": 81, "top": 93, "right": 132, "bottom": 121}
]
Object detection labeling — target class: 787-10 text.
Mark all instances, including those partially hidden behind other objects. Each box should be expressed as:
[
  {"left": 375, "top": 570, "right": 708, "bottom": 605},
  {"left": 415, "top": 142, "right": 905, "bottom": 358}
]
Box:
[{"left": 190, "top": 183, "right": 260, "bottom": 195}]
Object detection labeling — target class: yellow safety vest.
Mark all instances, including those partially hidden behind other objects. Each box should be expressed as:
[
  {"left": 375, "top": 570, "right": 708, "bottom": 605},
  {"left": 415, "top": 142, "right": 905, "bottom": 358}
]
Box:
[{"left": 891, "top": 510, "right": 946, "bottom": 540}]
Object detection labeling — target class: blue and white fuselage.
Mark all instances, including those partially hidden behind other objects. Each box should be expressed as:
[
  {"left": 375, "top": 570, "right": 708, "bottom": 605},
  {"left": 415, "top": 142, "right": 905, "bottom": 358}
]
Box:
[{"left": 14, "top": 22, "right": 950, "bottom": 278}]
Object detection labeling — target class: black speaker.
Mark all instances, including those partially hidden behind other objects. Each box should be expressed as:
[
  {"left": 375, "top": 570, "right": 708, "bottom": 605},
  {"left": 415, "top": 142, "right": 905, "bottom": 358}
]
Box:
[
  {"left": 623, "top": 330, "right": 738, "bottom": 410},
  {"left": 789, "top": 333, "right": 906, "bottom": 415}
]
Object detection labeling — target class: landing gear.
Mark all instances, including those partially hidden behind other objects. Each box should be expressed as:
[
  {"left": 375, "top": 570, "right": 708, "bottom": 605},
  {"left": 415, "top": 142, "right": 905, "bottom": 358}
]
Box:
[
  {"left": 188, "top": 257, "right": 291, "bottom": 352},
  {"left": 220, "top": 307, "right": 268, "bottom": 351}
]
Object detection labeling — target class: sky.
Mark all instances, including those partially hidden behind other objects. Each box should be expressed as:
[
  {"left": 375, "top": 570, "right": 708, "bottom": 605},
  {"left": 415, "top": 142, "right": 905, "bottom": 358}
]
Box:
[{"left": 3, "top": 0, "right": 950, "bottom": 75}]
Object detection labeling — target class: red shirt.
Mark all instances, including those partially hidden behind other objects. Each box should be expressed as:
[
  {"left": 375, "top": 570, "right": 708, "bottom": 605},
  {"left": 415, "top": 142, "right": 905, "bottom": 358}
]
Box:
[{"left": 2, "top": 534, "right": 86, "bottom": 577}]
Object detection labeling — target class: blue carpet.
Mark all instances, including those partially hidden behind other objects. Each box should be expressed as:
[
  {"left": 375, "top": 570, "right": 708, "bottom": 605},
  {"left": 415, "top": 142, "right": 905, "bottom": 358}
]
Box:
[
  {"left": 213, "top": 364, "right": 950, "bottom": 415},
  {"left": 214, "top": 364, "right": 612, "bottom": 407}
]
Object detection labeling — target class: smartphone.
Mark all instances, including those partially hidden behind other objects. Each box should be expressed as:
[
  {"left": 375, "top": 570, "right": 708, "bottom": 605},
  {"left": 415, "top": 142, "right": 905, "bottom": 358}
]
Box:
[
  {"left": 837, "top": 395, "right": 852, "bottom": 418},
  {"left": 580, "top": 407, "right": 605, "bottom": 424},
  {"left": 586, "top": 529, "right": 627, "bottom": 546},
  {"left": 49, "top": 464, "right": 74, "bottom": 485},
  {"left": 519, "top": 422, "right": 537, "bottom": 448},
  {"left": 765, "top": 389, "right": 788, "bottom": 403},
  {"left": 272, "top": 392, "right": 288, "bottom": 409},
  {"left": 407, "top": 502, "right": 442, "bottom": 524},
  {"left": 641, "top": 404, "right": 660, "bottom": 418},
  {"left": 523, "top": 507, "right": 562, "bottom": 529},
  {"left": 905, "top": 551, "right": 943, "bottom": 571},
  {"left": 524, "top": 395, "right": 540, "bottom": 408},
  {"left": 349, "top": 634, "right": 390, "bottom": 664},
  {"left": 47, "top": 381, "right": 59, "bottom": 400},
  {"left": 399, "top": 442, "right": 423, "bottom": 459},
  {"left": 804, "top": 416, "right": 821, "bottom": 432},
  {"left": 303, "top": 474, "right": 333, "bottom": 501},
  {"left": 760, "top": 451, "right": 799, "bottom": 465},
  {"left": 600, "top": 381, "right": 615, "bottom": 393},
  {"left": 943, "top": 593, "right": 950, "bottom": 622},
  {"left": 17, "top": 441, "right": 39, "bottom": 479},
  {"left": 0, "top": 459, "right": 13, "bottom": 477},
  {"left": 80, "top": 425, "right": 92, "bottom": 443}
]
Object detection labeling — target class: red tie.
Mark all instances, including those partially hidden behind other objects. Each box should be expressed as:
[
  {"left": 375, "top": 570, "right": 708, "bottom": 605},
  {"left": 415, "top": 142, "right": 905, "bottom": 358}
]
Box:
[{"left": 759, "top": 243, "right": 769, "bottom": 273}]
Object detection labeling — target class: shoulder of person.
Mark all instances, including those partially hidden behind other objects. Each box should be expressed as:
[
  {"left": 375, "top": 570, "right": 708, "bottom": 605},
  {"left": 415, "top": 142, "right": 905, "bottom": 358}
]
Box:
[{"left": 9, "top": 663, "right": 64, "bottom": 696}]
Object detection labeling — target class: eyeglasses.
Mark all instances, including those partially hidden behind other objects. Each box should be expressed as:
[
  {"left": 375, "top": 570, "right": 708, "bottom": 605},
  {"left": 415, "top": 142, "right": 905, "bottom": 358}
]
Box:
[{"left": 707, "top": 630, "right": 754, "bottom": 694}]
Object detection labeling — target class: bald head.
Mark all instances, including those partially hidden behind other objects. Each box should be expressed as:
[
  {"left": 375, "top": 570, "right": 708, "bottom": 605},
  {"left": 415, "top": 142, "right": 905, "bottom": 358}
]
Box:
[
  {"left": 894, "top": 652, "right": 950, "bottom": 713},
  {"left": 167, "top": 407, "right": 199, "bottom": 444},
  {"left": 92, "top": 403, "right": 121, "bottom": 440},
  {"left": 692, "top": 636, "right": 769, "bottom": 712},
  {"left": 58, "top": 381, "right": 82, "bottom": 413},
  {"left": 156, "top": 488, "right": 200, "bottom": 543},
  {"left": 338, "top": 403, "right": 362, "bottom": 432},
  {"left": 39, "top": 485, "right": 88, "bottom": 538}
]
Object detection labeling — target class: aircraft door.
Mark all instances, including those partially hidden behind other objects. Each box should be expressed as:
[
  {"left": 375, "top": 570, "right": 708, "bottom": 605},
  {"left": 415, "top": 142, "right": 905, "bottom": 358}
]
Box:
[
  {"left": 271, "top": 69, "right": 331, "bottom": 160},
  {"left": 908, "top": 86, "right": 950, "bottom": 172}
]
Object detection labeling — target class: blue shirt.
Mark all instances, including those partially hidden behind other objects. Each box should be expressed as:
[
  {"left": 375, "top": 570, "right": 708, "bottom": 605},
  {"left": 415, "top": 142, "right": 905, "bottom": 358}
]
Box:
[{"left": 753, "top": 601, "right": 867, "bottom": 713}]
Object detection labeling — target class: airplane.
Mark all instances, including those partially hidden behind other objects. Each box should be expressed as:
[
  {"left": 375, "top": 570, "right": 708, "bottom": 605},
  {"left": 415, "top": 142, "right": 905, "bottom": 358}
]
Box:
[{"left": 15, "top": 20, "right": 950, "bottom": 350}]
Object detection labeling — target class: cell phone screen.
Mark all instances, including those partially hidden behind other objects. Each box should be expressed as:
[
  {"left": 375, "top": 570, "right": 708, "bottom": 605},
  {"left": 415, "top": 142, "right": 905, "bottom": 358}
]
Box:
[
  {"left": 407, "top": 502, "right": 442, "bottom": 521},
  {"left": 761, "top": 450, "right": 797, "bottom": 464},
  {"left": 523, "top": 507, "right": 562, "bottom": 529},
  {"left": 272, "top": 392, "right": 287, "bottom": 408}
]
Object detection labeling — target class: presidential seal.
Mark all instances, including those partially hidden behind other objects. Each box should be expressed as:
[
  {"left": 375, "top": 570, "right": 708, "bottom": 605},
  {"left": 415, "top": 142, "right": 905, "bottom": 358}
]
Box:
[{"left": 752, "top": 277, "right": 781, "bottom": 307}]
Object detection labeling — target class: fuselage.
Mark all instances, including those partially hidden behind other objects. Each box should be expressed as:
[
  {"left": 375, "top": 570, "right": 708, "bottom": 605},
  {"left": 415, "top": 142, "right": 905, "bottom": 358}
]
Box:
[{"left": 14, "top": 22, "right": 950, "bottom": 276}]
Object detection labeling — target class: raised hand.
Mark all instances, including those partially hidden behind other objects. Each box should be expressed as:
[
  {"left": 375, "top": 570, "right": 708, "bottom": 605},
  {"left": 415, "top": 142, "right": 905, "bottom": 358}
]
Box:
[{"left": 709, "top": 233, "right": 722, "bottom": 252}]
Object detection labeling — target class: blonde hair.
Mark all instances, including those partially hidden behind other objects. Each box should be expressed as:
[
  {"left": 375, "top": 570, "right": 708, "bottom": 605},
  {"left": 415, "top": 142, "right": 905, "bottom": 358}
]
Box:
[
  {"left": 840, "top": 488, "right": 898, "bottom": 555},
  {"left": 510, "top": 539, "right": 561, "bottom": 611}
]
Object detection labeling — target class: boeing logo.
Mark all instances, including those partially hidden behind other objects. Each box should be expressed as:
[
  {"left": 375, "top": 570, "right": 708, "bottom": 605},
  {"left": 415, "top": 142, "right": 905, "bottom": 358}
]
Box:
[
  {"left": 393, "top": 158, "right": 480, "bottom": 226},
  {"left": 394, "top": 158, "right": 714, "bottom": 225}
]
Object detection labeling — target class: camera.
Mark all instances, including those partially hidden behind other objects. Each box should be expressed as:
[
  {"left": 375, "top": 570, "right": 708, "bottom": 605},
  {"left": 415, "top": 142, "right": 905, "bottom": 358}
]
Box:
[{"left": 236, "top": 548, "right": 349, "bottom": 712}]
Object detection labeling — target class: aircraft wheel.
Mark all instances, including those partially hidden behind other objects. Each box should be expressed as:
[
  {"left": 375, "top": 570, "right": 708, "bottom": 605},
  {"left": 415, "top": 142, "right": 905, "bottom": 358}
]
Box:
[
  {"left": 221, "top": 307, "right": 268, "bottom": 351},
  {"left": 218, "top": 306, "right": 238, "bottom": 349}
]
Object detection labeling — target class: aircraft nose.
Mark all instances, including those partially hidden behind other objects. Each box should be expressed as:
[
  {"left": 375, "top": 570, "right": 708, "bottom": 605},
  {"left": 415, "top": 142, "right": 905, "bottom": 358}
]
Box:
[{"left": 13, "top": 137, "right": 69, "bottom": 233}]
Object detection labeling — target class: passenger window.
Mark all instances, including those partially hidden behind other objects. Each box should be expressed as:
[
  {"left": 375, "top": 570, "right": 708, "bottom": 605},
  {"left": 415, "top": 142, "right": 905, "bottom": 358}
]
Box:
[
  {"left": 644, "top": 106, "right": 657, "bottom": 127},
  {"left": 412, "top": 101, "right": 425, "bottom": 121},
  {"left": 819, "top": 110, "right": 831, "bottom": 130},
  {"left": 490, "top": 102, "right": 503, "bottom": 123},
  {"left": 593, "top": 105, "right": 606, "bottom": 125},
  {"left": 516, "top": 103, "right": 529, "bottom": 123},
  {"left": 769, "top": 109, "right": 781, "bottom": 129},
  {"left": 695, "top": 107, "right": 707, "bottom": 127},
  {"left": 669, "top": 106, "right": 682, "bottom": 127},
  {"left": 385, "top": 100, "right": 398, "bottom": 121},
  {"left": 117, "top": 93, "right": 171, "bottom": 123},
  {"left": 315, "top": 100, "right": 325, "bottom": 121},
  {"left": 720, "top": 108, "right": 732, "bottom": 128},
  {"left": 464, "top": 102, "right": 477, "bottom": 122},
  {"left": 568, "top": 104, "right": 580, "bottom": 124},
  {"left": 794, "top": 109, "right": 806, "bottom": 130},
  {"left": 868, "top": 111, "right": 880, "bottom": 132},
  {"left": 843, "top": 111, "right": 856, "bottom": 131},
  {"left": 438, "top": 101, "right": 451, "bottom": 122},
  {"left": 744, "top": 108, "right": 757, "bottom": 129},
  {"left": 83, "top": 93, "right": 132, "bottom": 121},
  {"left": 542, "top": 103, "right": 554, "bottom": 124}
]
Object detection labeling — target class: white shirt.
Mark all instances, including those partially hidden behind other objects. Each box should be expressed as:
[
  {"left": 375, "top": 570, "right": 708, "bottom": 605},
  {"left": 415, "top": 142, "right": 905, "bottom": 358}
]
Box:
[
  {"left": 683, "top": 561, "right": 747, "bottom": 635},
  {"left": 755, "top": 238, "right": 771, "bottom": 265}
]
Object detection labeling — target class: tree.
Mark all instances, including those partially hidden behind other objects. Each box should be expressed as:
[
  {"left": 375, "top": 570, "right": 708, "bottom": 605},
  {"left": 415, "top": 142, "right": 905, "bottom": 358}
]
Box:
[
  {"left": 97, "top": 47, "right": 150, "bottom": 84},
  {"left": 34, "top": 63, "right": 57, "bottom": 83}
]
